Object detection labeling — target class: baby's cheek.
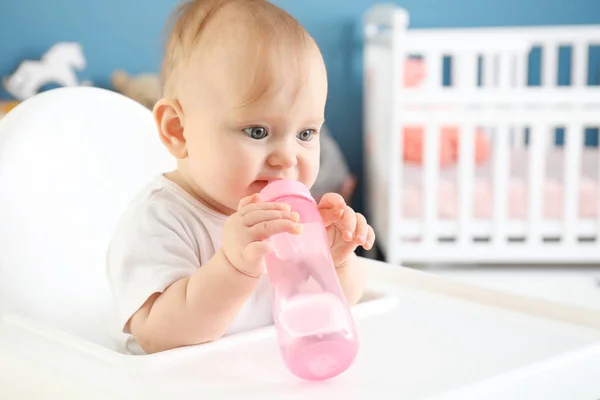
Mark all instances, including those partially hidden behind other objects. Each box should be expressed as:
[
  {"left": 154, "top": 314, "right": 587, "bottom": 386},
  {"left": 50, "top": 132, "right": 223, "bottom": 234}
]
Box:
[
  {"left": 230, "top": 148, "right": 260, "bottom": 174},
  {"left": 302, "top": 152, "right": 321, "bottom": 186}
]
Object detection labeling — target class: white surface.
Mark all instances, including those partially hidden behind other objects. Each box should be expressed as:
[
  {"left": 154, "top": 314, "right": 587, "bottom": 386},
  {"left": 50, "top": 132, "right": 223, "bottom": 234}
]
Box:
[
  {"left": 2, "top": 260, "right": 600, "bottom": 399},
  {"left": 430, "top": 265, "right": 600, "bottom": 312},
  {"left": 363, "top": 4, "right": 600, "bottom": 265},
  {"left": 437, "top": 341, "right": 600, "bottom": 399}
]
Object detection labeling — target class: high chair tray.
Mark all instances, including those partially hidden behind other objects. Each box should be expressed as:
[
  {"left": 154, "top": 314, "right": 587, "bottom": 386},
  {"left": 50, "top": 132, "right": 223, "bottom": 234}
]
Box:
[{"left": 1, "top": 258, "right": 600, "bottom": 399}]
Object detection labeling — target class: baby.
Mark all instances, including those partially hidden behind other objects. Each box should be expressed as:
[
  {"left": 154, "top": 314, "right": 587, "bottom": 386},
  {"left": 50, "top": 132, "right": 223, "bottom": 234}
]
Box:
[{"left": 107, "top": 0, "right": 375, "bottom": 355}]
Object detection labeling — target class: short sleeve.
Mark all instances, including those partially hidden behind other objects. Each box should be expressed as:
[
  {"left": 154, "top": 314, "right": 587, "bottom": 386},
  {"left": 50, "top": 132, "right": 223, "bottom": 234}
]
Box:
[{"left": 106, "top": 202, "right": 200, "bottom": 333}]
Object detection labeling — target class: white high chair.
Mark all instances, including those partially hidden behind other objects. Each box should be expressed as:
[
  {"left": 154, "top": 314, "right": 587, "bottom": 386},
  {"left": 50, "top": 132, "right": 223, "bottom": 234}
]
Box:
[
  {"left": 0, "top": 86, "right": 174, "bottom": 351},
  {"left": 0, "top": 87, "right": 599, "bottom": 399}
]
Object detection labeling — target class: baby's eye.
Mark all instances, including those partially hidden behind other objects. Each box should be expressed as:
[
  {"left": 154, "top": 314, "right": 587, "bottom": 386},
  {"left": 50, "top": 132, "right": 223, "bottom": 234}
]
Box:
[
  {"left": 243, "top": 126, "right": 268, "bottom": 140},
  {"left": 297, "top": 129, "right": 315, "bottom": 142}
]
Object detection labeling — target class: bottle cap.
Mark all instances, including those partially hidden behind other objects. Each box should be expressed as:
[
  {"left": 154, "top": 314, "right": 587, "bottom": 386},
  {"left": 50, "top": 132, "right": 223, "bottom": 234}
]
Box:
[{"left": 259, "top": 179, "right": 315, "bottom": 204}]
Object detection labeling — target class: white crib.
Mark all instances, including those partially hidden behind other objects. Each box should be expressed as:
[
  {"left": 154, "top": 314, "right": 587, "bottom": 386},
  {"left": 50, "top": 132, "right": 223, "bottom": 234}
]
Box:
[{"left": 363, "top": 5, "right": 600, "bottom": 266}]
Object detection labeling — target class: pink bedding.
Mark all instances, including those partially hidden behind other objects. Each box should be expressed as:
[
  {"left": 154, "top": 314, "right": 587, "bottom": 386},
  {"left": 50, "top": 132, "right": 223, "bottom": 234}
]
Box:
[{"left": 402, "top": 148, "right": 599, "bottom": 219}]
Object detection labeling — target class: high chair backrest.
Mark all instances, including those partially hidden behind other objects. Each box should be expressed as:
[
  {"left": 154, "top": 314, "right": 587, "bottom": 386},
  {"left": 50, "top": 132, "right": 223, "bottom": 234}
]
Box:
[{"left": 0, "top": 87, "right": 174, "bottom": 347}]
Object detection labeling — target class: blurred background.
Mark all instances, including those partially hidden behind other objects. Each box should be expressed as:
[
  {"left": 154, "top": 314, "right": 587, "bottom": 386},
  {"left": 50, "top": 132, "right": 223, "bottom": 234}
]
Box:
[{"left": 2, "top": 0, "right": 599, "bottom": 212}]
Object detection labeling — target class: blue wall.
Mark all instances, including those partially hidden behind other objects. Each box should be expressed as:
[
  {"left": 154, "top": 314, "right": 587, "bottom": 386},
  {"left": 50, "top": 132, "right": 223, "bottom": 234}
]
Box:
[{"left": 2, "top": 0, "right": 600, "bottom": 212}]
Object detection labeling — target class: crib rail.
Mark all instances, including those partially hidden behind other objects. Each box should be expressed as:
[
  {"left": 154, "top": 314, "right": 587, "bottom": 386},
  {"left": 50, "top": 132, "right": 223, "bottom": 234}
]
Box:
[
  {"left": 394, "top": 109, "right": 599, "bottom": 264},
  {"left": 363, "top": 5, "right": 600, "bottom": 265},
  {"left": 365, "top": 5, "right": 600, "bottom": 92},
  {"left": 403, "top": 25, "right": 599, "bottom": 89}
]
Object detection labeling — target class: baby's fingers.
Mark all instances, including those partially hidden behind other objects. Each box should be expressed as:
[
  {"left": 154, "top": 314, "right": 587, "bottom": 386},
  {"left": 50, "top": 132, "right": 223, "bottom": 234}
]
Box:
[
  {"left": 365, "top": 225, "right": 375, "bottom": 250},
  {"left": 251, "top": 219, "right": 302, "bottom": 240},
  {"left": 353, "top": 213, "right": 369, "bottom": 245},
  {"left": 318, "top": 192, "right": 346, "bottom": 211},
  {"left": 238, "top": 193, "right": 261, "bottom": 211},
  {"left": 239, "top": 199, "right": 291, "bottom": 216},
  {"left": 243, "top": 241, "right": 273, "bottom": 265},
  {"left": 335, "top": 206, "right": 357, "bottom": 242},
  {"left": 319, "top": 207, "right": 344, "bottom": 226},
  {"left": 243, "top": 209, "right": 299, "bottom": 227}
]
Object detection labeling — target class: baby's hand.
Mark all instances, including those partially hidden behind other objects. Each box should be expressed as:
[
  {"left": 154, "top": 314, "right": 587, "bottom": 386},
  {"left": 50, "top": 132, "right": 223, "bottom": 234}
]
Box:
[
  {"left": 222, "top": 193, "right": 302, "bottom": 278},
  {"left": 317, "top": 193, "right": 375, "bottom": 268}
]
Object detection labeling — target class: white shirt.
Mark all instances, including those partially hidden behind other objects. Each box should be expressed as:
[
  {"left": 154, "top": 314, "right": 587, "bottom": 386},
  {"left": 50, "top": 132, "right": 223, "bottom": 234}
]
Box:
[{"left": 106, "top": 175, "right": 274, "bottom": 355}]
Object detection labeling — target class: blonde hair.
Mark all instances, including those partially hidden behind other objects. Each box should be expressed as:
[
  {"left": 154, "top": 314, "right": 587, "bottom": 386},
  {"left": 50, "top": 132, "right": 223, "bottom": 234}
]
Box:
[{"left": 160, "top": 0, "right": 314, "bottom": 106}]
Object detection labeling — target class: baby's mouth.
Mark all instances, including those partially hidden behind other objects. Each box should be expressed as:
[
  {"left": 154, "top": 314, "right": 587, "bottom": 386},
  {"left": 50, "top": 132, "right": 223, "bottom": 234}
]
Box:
[
  {"left": 256, "top": 178, "right": 282, "bottom": 185},
  {"left": 253, "top": 180, "right": 269, "bottom": 189}
]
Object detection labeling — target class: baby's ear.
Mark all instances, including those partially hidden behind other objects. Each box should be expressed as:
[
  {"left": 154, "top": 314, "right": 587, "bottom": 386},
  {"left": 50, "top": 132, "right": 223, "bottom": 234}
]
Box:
[{"left": 153, "top": 98, "right": 187, "bottom": 159}]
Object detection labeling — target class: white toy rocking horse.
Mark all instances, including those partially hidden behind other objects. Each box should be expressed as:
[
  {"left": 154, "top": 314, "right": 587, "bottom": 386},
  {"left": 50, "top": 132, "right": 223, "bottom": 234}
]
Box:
[{"left": 2, "top": 42, "right": 91, "bottom": 101}]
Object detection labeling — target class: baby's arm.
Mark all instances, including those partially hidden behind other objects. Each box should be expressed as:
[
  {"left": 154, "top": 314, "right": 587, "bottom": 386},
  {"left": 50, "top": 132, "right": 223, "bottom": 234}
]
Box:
[
  {"left": 125, "top": 194, "right": 301, "bottom": 354},
  {"left": 335, "top": 252, "right": 367, "bottom": 306},
  {"left": 128, "top": 249, "right": 258, "bottom": 354}
]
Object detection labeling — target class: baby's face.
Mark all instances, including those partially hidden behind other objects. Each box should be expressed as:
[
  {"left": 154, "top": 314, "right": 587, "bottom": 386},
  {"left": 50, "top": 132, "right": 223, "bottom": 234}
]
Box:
[{"left": 174, "top": 39, "right": 328, "bottom": 215}]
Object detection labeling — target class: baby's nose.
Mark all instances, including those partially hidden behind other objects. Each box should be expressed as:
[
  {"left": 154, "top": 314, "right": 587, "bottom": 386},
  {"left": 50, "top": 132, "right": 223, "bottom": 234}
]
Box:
[{"left": 267, "top": 146, "right": 297, "bottom": 169}]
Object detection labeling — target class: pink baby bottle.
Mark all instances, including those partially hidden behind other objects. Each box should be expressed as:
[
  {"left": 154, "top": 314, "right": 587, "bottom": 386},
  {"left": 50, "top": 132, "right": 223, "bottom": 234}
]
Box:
[{"left": 260, "top": 179, "right": 359, "bottom": 381}]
